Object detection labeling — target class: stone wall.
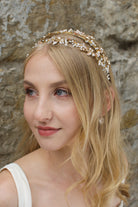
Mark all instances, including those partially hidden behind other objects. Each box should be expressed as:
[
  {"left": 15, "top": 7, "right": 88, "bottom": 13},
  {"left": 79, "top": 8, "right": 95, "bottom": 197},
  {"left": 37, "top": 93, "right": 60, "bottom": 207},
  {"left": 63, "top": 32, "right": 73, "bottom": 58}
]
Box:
[{"left": 0, "top": 0, "right": 137, "bottom": 206}]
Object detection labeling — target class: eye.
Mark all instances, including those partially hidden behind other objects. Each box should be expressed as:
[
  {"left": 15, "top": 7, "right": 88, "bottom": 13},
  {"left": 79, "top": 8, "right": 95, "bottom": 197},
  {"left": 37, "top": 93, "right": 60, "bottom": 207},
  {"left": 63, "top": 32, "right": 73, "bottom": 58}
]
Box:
[
  {"left": 24, "top": 88, "right": 37, "bottom": 97},
  {"left": 54, "top": 88, "right": 71, "bottom": 97}
]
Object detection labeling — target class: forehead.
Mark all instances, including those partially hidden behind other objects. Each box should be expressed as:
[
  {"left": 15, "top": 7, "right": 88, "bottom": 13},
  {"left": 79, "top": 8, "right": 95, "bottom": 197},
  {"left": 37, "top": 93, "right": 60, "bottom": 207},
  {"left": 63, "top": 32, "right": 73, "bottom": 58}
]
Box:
[{"left": 24, "top": 53, "right": 65, "bottom": 83}]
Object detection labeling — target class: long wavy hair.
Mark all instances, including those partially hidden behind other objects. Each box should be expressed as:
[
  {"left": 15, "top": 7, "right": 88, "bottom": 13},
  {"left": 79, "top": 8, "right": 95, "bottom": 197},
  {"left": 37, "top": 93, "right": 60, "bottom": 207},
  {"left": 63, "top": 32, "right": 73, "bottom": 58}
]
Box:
[{"left": 17, "top": 32, "right": 129, "bottom": 207}]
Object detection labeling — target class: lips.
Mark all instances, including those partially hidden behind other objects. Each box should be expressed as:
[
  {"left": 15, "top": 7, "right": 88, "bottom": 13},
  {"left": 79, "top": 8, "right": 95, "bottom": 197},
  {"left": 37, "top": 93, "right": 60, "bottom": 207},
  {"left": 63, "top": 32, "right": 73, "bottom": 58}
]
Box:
[{"left": 37, "top": 126, "right": 61, "bottom": 136}]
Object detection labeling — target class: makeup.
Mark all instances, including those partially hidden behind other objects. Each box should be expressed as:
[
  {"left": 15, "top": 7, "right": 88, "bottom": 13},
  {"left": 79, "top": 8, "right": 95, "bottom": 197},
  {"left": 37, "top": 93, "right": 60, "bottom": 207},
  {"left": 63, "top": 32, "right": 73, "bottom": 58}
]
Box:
[{"left": 37, "top": 126, "right": 61, "bottom": 136}]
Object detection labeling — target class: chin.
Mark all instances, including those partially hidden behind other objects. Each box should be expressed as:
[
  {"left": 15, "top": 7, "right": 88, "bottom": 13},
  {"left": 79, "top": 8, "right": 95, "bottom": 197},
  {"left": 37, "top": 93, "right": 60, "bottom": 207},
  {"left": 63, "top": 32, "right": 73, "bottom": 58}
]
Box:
[{"left": 38, "top": 142, "right": 68, "bottom": 152}]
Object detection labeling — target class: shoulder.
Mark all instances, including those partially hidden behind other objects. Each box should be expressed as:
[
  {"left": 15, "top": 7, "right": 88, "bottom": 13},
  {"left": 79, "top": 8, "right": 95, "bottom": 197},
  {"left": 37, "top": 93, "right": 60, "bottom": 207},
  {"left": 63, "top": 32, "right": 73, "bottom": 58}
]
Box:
[
  {"left": 15, "top": 149, "right": 46, "bottom": 176},
  {"left": 0, "top": 169, "right": 18, "bottom": 207}
]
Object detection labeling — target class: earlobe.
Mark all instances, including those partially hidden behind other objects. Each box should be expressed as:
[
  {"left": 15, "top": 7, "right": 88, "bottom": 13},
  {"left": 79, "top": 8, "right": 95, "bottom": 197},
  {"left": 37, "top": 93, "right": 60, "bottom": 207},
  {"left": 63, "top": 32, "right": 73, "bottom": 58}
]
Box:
[
  {"left": 107, "top": 87, "right": 115, "bottom": 112},
  {"left": 102, "top": 87, "right": 115, "bottom": 115}
]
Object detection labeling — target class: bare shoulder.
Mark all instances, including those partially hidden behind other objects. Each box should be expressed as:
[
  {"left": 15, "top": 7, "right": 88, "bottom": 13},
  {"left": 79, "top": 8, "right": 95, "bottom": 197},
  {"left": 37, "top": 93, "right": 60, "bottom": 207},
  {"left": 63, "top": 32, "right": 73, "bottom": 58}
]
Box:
[
  {"left": 15, "top": 148, "right": 46, "bottom": 176},
  {"left": 0, "top": 169, "right": 18, "bottom": 207}
]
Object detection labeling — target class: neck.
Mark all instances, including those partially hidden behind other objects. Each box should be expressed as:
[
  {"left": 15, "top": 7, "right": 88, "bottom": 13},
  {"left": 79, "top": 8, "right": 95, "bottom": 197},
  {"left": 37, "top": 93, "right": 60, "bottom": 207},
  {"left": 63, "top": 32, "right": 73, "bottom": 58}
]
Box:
[{"left": 39, "top": 147, "right": 80, "bottom": 183}]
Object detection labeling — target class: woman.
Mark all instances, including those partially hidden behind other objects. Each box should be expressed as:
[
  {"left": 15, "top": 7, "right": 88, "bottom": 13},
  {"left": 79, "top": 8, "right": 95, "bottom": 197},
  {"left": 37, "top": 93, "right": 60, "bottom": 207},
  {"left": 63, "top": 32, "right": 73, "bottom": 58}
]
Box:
[{"left": 0, "top": 29, "right": 129, "bottom": 207}]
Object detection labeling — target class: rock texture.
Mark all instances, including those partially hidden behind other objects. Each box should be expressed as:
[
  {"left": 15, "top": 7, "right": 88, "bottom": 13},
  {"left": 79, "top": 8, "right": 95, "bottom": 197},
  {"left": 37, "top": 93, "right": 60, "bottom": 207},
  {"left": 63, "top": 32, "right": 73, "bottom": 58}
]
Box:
[{"left": 0, "top": 0, "right": 137, "bottom": 206}]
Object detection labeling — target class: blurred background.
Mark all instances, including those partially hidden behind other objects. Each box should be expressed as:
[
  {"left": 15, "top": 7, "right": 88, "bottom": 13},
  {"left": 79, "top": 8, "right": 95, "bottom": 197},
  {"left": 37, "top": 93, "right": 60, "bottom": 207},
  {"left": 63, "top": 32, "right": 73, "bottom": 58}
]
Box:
[{"left": 0, "top": 0, "right": 137, "bottom": 206}]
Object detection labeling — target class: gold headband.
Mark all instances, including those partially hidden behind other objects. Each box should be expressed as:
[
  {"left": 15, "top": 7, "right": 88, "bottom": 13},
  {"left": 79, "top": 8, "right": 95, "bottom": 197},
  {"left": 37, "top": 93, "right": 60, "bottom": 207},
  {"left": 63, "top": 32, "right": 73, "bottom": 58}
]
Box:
[{"left": 34, "top": 29, "right": 111, "bottom": 81}]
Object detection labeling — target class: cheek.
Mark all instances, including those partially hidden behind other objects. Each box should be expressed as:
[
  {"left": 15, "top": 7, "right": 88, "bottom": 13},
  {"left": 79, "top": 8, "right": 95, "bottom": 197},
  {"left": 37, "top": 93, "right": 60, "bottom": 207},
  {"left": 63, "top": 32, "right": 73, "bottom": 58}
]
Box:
[
  {"left": 23, "top": 101, "right": 33, "bottom": 123},
  {"left": 73, "top": 111, "right": 81, "bottom": 128},
  {"left": 72, "top": 105, "right": 81, "bottom": 129},
  {"left": 63, "top": 103, "right": 81, "bottom": 127}
]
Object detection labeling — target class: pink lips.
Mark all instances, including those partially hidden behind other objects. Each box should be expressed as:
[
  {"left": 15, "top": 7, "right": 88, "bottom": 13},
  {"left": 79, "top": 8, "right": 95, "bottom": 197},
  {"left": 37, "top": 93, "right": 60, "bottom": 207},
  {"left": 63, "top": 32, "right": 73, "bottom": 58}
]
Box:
[{"left": 37, "top": 126, "right": 60, "bottom": 136}]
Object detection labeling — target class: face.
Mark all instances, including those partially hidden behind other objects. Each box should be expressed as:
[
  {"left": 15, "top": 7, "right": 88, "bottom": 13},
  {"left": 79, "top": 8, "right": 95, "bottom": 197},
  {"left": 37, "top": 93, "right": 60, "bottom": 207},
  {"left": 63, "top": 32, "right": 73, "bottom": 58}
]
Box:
[{"left": 24, "top": 53, "right": 81, "bottom": 151}]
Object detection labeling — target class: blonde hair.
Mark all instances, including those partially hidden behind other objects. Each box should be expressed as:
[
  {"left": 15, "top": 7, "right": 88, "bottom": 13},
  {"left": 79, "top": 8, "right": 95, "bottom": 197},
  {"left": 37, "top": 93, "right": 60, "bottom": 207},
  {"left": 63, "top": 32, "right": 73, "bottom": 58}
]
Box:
[{"left": 17, "top": 33, "right": 129, "bottom": 206}]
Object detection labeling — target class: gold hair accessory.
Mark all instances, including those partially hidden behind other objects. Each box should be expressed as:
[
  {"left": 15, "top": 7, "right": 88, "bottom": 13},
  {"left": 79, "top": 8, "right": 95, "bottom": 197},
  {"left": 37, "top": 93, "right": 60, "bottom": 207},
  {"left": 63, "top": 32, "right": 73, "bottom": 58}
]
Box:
[{"left": 35, "top": 29, "right": 111, "bottom": 81}]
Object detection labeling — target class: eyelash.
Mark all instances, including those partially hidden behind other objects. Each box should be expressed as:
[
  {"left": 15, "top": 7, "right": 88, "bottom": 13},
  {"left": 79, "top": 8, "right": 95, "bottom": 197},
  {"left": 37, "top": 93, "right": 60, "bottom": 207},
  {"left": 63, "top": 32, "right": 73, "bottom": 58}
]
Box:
[
  {"left": 54, "top": 88, "right": 72, "bottom": 97},
  {"left": 24, "top": 88, "right": 37, "bottom": 97},
  {"left": 24, "top": 88, "right": 72, "bottom": 97}
]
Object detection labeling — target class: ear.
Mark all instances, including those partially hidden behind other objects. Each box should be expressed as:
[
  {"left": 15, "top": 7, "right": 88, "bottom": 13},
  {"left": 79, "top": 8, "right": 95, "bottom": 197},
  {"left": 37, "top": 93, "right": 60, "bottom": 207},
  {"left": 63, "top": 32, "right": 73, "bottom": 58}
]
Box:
[{"left": 102, "top": 87, "right": 115, "bottom": 115}]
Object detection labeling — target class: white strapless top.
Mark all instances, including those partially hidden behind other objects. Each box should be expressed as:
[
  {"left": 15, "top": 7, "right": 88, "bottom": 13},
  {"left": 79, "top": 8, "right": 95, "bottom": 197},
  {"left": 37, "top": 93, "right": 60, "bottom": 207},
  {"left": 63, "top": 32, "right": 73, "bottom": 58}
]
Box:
[{"left": 0, "top": 163, "right": 124, "bottom": 207}]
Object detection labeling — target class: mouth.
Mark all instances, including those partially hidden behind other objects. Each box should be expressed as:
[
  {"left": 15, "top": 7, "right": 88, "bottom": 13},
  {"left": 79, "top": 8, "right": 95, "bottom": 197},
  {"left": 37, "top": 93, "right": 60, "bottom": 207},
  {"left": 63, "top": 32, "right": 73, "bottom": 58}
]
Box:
[{"left": 37, "top": 126, "right": 61, "bottom": 136}]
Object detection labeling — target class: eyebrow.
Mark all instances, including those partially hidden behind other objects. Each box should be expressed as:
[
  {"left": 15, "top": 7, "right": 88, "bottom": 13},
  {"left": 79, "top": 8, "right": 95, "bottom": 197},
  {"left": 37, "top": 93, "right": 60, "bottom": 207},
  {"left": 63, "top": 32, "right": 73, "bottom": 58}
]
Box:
[
  {"left": 23, "top": 80, "right": 35, "bottom": 88},
  {"left": 23, "top": 80, "right": 67, "bottom": 88},
  {"left": 50, "top": 80, "right": 67, "bottom": 88}
]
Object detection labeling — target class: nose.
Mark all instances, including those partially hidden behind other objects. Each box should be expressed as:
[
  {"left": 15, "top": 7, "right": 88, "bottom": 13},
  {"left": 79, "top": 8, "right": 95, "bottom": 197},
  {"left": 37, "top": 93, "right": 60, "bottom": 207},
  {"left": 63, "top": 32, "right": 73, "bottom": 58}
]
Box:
[{"left": 34, "top": 97, "right": 53, "bottom": 123}]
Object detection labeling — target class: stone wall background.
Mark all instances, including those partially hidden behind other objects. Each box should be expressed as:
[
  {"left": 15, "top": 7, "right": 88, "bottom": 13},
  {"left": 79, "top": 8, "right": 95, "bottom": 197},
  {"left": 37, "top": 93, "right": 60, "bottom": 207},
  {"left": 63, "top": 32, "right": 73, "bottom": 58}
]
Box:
[{"left": 0, "top": 0, "right": 137, "bottom": 206}]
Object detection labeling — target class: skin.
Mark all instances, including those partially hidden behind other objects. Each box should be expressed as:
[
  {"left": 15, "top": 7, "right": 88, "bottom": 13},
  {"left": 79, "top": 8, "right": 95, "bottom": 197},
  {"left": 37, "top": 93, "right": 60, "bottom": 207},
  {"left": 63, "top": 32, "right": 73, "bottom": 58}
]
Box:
[
  {"left": 0, "top": 53, "right": 121, "bottom": 207},
  {"left": 23, "top": 53, "right": 81, "bottom": 152}
]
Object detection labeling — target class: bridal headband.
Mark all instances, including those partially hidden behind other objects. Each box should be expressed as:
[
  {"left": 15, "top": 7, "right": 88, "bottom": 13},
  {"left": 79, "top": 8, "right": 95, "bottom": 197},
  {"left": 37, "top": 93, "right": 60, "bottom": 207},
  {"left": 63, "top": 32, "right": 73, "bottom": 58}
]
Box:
[{"left": 31, "top": 29, "right": 111, "bottom": 81}]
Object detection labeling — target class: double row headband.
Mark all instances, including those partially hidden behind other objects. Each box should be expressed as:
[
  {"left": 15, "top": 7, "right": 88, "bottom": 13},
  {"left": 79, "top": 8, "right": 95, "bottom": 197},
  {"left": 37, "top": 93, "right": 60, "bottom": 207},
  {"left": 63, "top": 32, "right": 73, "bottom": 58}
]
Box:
[{"left": 32, "top": 29, "right": 111, "bottom": 82}]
